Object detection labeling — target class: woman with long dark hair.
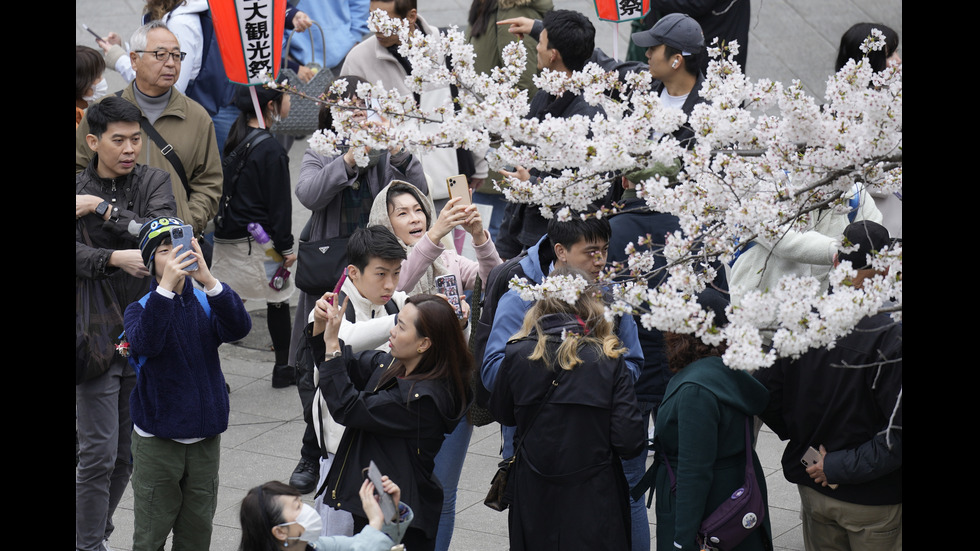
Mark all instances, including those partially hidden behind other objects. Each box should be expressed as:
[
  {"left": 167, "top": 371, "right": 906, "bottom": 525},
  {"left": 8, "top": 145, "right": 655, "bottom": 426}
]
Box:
[
  {"left": 489, "top": 267, "right": 645, "bottom": 550},
  {"left": 307, "top": 292, "right": 473, "bottom": 551},
  {"left": 238, "top": 477, "right": 412, "bottom": 551},
  {"left": 211, "top": 78, "right": 297, "bottom": 388}
]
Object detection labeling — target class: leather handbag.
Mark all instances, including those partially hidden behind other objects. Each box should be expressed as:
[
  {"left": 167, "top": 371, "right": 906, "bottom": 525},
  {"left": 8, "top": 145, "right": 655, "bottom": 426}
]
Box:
[
  {"left": 484, "top": 370, "right": 564, "bottom": 511},
  {"left": 294, "top": 217, "right": 348, "bottom": 298},
  {"left": 271, "top": 20, "right": 335, "bottom": 137},
  {"left": 662, "top": 417, "right": 766, "bottom": 550}
]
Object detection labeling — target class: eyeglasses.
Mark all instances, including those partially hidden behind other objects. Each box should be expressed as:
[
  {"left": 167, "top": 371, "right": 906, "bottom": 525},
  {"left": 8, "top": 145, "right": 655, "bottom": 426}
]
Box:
[{"left": 135, "top": 50, "right": 186, "bottom": 62}]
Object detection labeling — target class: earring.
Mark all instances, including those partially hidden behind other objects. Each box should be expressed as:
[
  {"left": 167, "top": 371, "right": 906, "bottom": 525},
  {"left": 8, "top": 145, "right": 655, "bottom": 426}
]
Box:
[{"left": 417, "top": 348, "right": 423, "bottom": 354}]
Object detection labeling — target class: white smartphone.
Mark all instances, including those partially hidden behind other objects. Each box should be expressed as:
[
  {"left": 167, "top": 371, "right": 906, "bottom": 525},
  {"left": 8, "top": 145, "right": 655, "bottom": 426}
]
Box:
[
  {"left": 801, "top": 446, "right": 838, "bottom": 489},
  {"left": 169, "top": 224, "right": 198, "bottom": 271},
  {"left": 446, "top": 174, "right": 473, "bottom": 208}
]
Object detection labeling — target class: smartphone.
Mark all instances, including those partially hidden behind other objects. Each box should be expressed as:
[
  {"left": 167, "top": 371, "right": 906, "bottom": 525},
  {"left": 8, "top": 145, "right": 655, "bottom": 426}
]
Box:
[
  {"left": 435, "top": 274, "right": 464, "bottom": 319},
  {"left": 81, "top": 23, "right": 103, "bottom": 43},
  {"left": 801, "top": 446, "right": 838, "bottom": 489},
  {"left": 446, "top": 174, "right": 473, "bottom": 208},
  {"left": 364, "top": 460, "right": 398, "bottom": 523},
  {"left": 169, "top": 224, "right": 199, "bottom": 271}
]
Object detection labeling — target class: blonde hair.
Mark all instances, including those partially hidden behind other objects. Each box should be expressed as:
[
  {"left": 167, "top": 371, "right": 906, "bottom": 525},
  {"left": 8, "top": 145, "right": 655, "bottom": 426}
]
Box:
[{"left": 511, "top": 269, "right": 626, "bottom": 371}]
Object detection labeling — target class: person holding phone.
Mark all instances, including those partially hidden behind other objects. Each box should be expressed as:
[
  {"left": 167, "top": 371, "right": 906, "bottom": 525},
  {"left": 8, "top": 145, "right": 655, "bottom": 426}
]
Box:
[
  {"left": 308, "top": 292, "right": 472, "bottom": 551},
  {"left": 123, "top": 216, "right": 252, "bottom": 550},
  {"left": 284, "top": 76, "right": 427, "bottom": 498},
  {"left": 238, "top": 476, "right": 413, "bottom": 551},
  {"left": 367, "top": 180, "right": 503, "bottom": 549}
]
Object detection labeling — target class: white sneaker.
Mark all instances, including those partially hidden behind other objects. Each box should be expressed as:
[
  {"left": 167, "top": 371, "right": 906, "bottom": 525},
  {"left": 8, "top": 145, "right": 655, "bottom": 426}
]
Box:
[{"left": 102, "top": 539, "right": 112, "bottom": 551}]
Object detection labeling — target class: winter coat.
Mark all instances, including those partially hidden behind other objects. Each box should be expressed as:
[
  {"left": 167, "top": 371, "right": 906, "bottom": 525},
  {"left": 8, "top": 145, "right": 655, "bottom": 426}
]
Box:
[
  {"left": 754, "top": 312, "right": 902, "bottom": 506},
  {"left": 75, "top": 158, "right": 177, "bottom": 306},
  {"left": 310, "top": 337, "right": 468, "bottom": 540},
  {"left": 124, "top": 278, "right": 252, "bottom": 439},
  {"left": 76, "top": 82, "right": 224, "bottom": 235},
  {"left": 652, "top": 356, "right": 772, "bottom": 551},
  {"left": 489, "top": 313, "right": 645, "bottom": 550}
]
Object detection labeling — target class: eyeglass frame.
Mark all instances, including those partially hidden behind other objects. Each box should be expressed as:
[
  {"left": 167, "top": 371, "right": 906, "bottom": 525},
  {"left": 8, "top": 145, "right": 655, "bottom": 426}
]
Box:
[{"left": 134, "top": 50, "right": 187, "bottom": 62}]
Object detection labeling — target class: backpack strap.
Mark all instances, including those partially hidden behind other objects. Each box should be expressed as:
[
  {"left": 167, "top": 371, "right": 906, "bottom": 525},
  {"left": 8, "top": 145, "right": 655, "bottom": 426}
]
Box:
[
  {"left": 126, "top": 287, "right": 212, "bottom": 377},
  {"left": 217, "top": 128, "right": 272, "bottom": 227}
]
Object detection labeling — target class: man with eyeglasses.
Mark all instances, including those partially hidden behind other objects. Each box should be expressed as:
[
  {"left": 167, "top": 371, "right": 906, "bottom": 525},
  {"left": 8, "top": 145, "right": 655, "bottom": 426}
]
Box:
[{"left": 76, "top": 20, "right": 223, "bottom": 252}]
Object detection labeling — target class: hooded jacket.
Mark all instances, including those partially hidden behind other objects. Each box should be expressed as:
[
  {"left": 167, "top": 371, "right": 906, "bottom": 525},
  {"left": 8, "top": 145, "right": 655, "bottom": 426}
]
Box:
[
  {"left": 310, "top": 336, "right": 469, "bottom": 540},
  {"left": 652, "top": 356, "right": 772, "bottom": 551},
  {"left": 367, "top": 182, "right": 503, "bottom": 298},
  {"left": 480, "top": 234, "right": 645, "bottom": 391}
]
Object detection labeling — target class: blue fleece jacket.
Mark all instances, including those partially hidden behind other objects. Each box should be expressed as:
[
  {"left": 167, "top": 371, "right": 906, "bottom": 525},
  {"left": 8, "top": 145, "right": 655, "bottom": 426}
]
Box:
[
  {"left": 124, "top": 277, "right": 252, "bottom": 439},
  {"left": 480, "top": 234, "right": 644, "bottom": 392}
]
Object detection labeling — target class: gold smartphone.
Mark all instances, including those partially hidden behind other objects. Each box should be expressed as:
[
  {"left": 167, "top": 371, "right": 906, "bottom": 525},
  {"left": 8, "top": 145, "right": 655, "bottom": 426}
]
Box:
[{"left": 446, "top": 174, "right": 473, "bottom": 207}]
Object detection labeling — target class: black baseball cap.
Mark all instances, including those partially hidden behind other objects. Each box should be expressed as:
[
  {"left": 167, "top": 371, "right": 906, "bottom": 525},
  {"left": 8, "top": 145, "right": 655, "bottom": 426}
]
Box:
[{"left": 631, "top": 13, "right": 705, "bottom": 55}]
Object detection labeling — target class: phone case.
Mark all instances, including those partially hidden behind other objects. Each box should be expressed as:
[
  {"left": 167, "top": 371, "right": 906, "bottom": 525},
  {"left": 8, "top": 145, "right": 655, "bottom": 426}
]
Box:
[
  {"left": 435, "top": 274, "right": 464, "bottom": 319},
  {"left": 446, "top": 174, "right": 472, "bottom": 207},
  {"left": 365, "top": 460, "right": 398, "bottom": 523},
  {"left": 170, "top": 224, "right": 199, "bottom": 271}
]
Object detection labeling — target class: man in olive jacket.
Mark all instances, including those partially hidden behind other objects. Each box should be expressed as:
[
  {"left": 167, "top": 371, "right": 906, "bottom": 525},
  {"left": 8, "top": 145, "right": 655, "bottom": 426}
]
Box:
[{"left": 76, "top": 20, "right": 222, "bottom": 238}]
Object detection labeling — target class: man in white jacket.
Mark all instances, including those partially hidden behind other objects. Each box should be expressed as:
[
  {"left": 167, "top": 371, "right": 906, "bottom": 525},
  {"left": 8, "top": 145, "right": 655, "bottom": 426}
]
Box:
[{"left": 307, "top": 225, "right": 409, "bottom": 535}]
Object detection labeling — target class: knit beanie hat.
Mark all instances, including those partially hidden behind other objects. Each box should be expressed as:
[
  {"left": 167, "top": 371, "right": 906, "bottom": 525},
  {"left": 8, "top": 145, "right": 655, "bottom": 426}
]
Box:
[{"left": 138, "top": 216, "right": 185, "bottom": 269}]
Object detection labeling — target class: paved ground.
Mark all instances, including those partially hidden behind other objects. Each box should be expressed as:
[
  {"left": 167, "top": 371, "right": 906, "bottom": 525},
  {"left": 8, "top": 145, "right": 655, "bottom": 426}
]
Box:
[{"left": 77, "top": 0, "right": 900, "bottom": 549}]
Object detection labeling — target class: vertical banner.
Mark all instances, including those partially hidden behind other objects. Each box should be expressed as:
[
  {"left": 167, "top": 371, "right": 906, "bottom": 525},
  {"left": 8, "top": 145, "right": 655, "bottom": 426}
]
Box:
[
  {"left": 593, "top": 0, "right": 651, "bottom": 22},
  {"left": 207, "top": 0, "right": 286, "bottom": 85}
]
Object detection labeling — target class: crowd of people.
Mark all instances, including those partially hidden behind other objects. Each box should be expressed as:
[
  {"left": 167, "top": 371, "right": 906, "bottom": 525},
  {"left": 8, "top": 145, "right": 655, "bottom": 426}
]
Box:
[{"left": 76, "top": 1, "right": 901, "bottom": 550}]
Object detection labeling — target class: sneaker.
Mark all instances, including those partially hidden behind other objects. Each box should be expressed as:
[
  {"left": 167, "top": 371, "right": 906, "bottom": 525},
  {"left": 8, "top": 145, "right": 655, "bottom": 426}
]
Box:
[
  {"left": 289, "top": 457, "right": 320, "bottom": 494},
  {"left": 272, "top": 365, "right": 296, "bottom": 388},
  {"left": 102, "top": 539, "right": 113, "bottom": 551}
]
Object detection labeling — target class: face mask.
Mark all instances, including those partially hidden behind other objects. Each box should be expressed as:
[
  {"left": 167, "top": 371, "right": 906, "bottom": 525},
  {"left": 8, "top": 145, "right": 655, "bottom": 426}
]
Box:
[
  {"left": 84, "top": 78, "right": 108, "bottom": 103},
  {"left": 278, "top": 503, "right": 322, "bottom": 543}
]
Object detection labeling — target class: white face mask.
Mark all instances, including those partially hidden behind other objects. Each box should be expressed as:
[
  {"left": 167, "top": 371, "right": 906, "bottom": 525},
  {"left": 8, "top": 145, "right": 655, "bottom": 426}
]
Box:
[
  {"left": 84, "top": 78, "right": 108, "bottom": 103},
  {"left": 278, "top": 503, "right": 322, "bottom": 543}
]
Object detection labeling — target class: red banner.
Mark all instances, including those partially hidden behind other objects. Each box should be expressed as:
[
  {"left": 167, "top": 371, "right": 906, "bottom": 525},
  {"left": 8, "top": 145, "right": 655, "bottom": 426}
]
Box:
[
  {"left": 208, "top": 0, "right": 285, "bottom": 84},
  {"left": 593, "top": 0, "right": 650, "bottom": 22}
]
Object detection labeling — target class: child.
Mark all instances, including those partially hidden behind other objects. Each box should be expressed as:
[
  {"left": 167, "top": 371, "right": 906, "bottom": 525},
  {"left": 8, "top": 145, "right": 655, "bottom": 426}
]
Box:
[{"left": 123, "top": 216, "right": 252, "bottom": 550}]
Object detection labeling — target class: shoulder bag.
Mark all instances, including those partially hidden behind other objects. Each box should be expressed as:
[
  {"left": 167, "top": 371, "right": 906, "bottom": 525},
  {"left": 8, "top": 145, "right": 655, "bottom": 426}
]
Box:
[{"left": 661, "top": 417, "right": 767, "bottom": 551}]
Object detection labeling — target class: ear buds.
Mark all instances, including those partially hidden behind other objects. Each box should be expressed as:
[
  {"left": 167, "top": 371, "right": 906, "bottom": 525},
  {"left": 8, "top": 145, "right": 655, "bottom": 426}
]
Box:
[{"left": 671, "top": 58, "right": 679, "bottom": 69}]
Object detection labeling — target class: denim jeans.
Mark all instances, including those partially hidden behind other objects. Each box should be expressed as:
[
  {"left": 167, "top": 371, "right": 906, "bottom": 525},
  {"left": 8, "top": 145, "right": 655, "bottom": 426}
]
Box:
[{"left": 432, "top": 419, "right": 474, "bottom": 551}]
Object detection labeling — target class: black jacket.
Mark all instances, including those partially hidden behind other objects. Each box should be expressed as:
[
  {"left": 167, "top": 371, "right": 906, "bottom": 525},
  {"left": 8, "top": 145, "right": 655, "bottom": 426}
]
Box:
[
  {"left": 214, "top": 129, "right": 295, "bottom": 255},
  {"left": 489, "top": 314, "right": 645, "bottom": 550},
  {"left": 608, "top": 197, "right": 681, "bottom": 407},
  {"left": 311, "top": 336, "right": 467, "bottom": 539},
  {"left": 76, "top": 158, "right": 177, "bottom": 300},
  {"left": 754, "top": 312, "right": 903, "bottom": 506}
]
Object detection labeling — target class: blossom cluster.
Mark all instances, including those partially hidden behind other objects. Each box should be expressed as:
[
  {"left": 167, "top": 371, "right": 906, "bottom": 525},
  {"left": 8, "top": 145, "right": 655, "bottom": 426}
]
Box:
[{"left": 289, "top": 11, "right": 902, "bottom": 371}]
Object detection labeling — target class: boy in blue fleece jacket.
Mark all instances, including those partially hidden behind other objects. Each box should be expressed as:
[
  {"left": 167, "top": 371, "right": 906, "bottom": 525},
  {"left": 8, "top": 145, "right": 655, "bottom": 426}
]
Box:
[{"left": 123, "top": 216, "right": 252, "bottom": 550}]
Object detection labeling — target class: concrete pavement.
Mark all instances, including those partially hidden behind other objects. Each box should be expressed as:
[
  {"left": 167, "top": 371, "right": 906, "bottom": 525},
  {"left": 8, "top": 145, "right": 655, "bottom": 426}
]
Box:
[{"left": 76, "top": 0, "right": 900, "bottom": 548}]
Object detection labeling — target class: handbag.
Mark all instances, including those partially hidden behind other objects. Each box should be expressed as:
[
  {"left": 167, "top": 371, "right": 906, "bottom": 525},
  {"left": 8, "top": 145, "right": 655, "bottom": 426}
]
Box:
[
  {"left": 294, "top": 217, "right": 349, "bottom": 298},
  {"left": 76, "top": 224, "right": 125, "bottom": 385},
  {"left": 271, "top": 20, "right": 335, "bottom": 137},
  {"left": 484, "top": 369, "right": 565, "bottom": 511},
  {"left": 661, "top": 417, "right": 766, "bottom": 551}
]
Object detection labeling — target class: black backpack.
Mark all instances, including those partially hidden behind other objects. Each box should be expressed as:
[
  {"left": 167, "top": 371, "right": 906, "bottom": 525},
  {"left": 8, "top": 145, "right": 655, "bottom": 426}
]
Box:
[{"left": 471, "top": 251, "right": 529, "bottom": 412}]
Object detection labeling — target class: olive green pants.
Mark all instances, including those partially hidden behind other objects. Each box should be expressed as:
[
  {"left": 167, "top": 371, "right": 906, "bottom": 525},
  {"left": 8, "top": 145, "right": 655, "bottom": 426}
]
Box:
[
  {"left": 798, "top": 485, "right": 902, "bottom": 551},
  {"left": 131, "top": 431, "right": 221, "bottom": 551}
]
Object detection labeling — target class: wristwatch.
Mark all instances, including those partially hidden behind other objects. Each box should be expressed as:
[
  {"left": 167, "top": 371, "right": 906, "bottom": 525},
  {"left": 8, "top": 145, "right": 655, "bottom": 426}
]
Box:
[
  {"left": 94, "top": 200, "right": 110, "bottom": 217},
  {"left": 329, "top": 349, "right": 343, "bottom": 359}
]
